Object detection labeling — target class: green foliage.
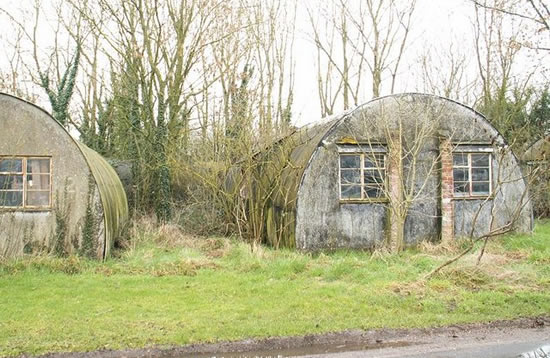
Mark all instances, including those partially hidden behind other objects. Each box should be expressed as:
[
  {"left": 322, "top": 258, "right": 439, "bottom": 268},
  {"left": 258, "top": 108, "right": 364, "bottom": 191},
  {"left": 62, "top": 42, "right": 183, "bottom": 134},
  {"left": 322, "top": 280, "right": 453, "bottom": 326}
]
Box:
[
  {"left": 478, "top": 87, "right": 532, "bottom": 148},
  {"left": 531, "top": 171, "right": 550, "bottom": 218},
  {"left": 77, "top": 55, "right": 176, "bottom": 220},
  {"left": 80, "top": 99, "right": 115, "bottom": 156},
  {"left": 479, "top": 87, "right": 549, "bottom": 149},
  {"left": 81, "top": 177, "right": 97, "bottom": 258},
  {"left": 226, "top": 64, "right": 254, "bottom": 142},
  {"left": 528, "top": 88, "right": 550, "bottom": 137},
  {"left": 53, "top": 193, "right": 70, "bottom": 257},
  {"left": 38, "top": 43, "right": 81, "bottom": 127},
  {"left": 152, "top": 105, "right": 172, "bottom": 222}
]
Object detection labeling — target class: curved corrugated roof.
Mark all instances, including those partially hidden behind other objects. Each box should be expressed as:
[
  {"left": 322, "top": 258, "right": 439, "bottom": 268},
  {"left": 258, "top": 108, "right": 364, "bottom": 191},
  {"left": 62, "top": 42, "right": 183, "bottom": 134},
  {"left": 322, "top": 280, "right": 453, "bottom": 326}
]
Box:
[
  {"left": 261, "top": 93, "right": 516, "bottom": 248},
  {"left": 77, "top": 144, "right": 129, "bottom": 258},
  {"left": 262, "top": 115, "right": 345, "bottom": 247},
  {"left": 522, "top": 137, "right": 550, "bottom": 162}
]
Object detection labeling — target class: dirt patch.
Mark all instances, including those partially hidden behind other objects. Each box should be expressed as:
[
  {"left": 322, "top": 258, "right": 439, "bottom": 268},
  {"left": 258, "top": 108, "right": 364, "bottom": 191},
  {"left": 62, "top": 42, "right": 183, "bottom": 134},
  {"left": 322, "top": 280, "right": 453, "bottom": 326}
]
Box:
[{"left": 28, "top": 316, "right": 550, "bottom": 358}]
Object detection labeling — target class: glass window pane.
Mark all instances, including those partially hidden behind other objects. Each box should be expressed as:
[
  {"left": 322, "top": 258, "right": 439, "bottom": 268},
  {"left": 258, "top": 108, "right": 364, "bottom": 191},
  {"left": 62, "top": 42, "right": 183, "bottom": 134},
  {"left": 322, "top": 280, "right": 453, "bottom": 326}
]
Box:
[
  {"left": 26, "top": 191, "right": 50, "bottom": 206},
  {"left": 454, "top": 182, "right": 469, "bottom": 193},
  {"left": 340, "top": 155, "right": 360, "bottom": 169},
  {"left": 365, "top": 155, "right": 385, "bottom": 168},
  {"left": 472, "top": 168, "right": 489, "bottom": 181},
  {"left": 365, "top": 170, "right": 384, "bottom": 184},
  {"left": 0, "top": 191, "right": 23, "bottom": 207},
  {"left": 27, "top": 174, "right": 50, "bottom": 190},
  {"left": 0, "top": 174, "right": 23, "bottom": 190},
  {"left": 453, "top": 168, "right": 469, "bottom": 182},
  {"left": 364, "top": 186, "right": 383, "bottom": 198},
  {"left": 453, "top": 153, "right": 467, "bottom": 166},
  {"left": 341, "top": 169, "right": 361, "bottom": 184},
  {"left": 341, "top": 185, "right": 361, "bottom": 199},
  {"left": 27, "top": 159, "right": 50, "bottom": 174},
  {"left": 0, "top": 158, "right": 22, "bottom": 173},
  {"left": 472, "top": 182, "right": 490, "bottom": 195},
  {"left": 471, "top": 154, "right": 489, "bottom": 167}
]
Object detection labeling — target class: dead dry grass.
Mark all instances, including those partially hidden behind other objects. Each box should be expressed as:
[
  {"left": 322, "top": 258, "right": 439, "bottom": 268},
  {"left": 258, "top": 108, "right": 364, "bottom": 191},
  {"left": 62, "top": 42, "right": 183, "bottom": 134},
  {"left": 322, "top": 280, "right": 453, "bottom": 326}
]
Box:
[
  {"left": 125, "top": 215, "right": 233, "bottom": 256},
  {"left": 419, "top": 238, "right": 463, "bottom": 255},
  {"left": 435, "top": 258, "right": 537, "bottom": 291}
]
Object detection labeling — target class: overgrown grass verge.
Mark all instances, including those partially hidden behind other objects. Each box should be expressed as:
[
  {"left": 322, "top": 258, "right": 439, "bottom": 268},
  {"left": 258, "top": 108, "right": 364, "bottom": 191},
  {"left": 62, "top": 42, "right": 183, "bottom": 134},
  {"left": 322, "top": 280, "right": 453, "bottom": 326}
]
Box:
[{"left": 1, "top": 219, "right": 549, "bottom": 356}]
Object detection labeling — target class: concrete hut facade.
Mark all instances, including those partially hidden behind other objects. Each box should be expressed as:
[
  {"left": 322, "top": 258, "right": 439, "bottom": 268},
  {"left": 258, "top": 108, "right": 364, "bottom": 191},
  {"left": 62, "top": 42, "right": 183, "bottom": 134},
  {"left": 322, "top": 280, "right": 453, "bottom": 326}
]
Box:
[
  {"left": 260, "top": 93, "right": 532, "bottom": 250},
  {"left": 0, "top": 93, "right": 128, "bottom": 259}
]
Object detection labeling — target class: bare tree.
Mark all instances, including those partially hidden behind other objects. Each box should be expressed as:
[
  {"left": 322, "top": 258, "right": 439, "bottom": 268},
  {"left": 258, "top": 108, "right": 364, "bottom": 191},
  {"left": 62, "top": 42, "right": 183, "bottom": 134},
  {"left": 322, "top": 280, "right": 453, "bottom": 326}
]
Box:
[
  {"left": 470, "top": 0, "right": 550, "bottom": 50},
  {"left": 0, "top": 27, "right": 38, "bottom": 102},
  {"left": 1, "top": 0, "right": 296, "bottom": 234},
  {"left": 345, "top": 99, "right": 446, "bottom": 252},
  {"left": 469, "top": 0, "right": 545, "bottom": 151},
  {"left": 308, "top": 0, "right": 416, "bottom": 116},
  {"left": 472, "top": 0, "right": 526, "bottom": 109},
  {"left": 308, "top": 4, "right": 344, "bottom": 116},
  {"left": 176, "top": 0, "right": 298, "bottom": 243},
  {"left": 416, "top": 41, "right": 477, "bottom": 104}
]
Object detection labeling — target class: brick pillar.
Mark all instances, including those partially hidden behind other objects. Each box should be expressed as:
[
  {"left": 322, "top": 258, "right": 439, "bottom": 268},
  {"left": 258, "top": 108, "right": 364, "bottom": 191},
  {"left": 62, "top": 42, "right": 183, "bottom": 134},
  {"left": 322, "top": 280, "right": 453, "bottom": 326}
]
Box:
[
  {"left": 440, "top": 137, "right": 454, "bottom": 243},
  {"left": 388, "top": 134, "right": 404, "bottom": 251}
]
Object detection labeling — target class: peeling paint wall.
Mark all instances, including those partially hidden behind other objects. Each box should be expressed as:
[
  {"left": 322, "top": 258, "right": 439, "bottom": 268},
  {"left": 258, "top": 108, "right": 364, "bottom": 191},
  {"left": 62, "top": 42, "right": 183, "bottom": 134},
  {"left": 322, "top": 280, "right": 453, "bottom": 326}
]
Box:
[{"left": 295, "top": 94, "right": 532, "bottom": 250}]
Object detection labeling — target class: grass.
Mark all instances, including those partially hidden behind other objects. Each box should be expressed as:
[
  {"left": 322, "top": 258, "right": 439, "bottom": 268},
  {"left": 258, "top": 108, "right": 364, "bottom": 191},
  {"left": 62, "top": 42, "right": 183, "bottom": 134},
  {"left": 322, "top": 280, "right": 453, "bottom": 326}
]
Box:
[{"left": 0, "top": 219, "right": 549, "bottom": 356}]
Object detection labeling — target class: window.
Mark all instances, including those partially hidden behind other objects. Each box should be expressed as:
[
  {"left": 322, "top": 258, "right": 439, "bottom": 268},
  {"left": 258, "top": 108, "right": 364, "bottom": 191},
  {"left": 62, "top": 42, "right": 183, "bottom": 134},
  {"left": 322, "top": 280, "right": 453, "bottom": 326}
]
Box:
[
  {"left": 339, "top": 151, "right": 386, "bottom": 201},
  {"left": 0, "top": 157, "right": 51, "bottom": 209},
  {"left": 452, "top": 152, "right": 491, "bottom": 197}
]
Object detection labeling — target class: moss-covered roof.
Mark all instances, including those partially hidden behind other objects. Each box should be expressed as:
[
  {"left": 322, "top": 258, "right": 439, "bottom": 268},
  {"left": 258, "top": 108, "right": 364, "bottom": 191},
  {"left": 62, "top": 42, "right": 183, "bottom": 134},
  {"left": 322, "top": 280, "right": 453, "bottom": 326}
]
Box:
[
  {"left": 271, "top": 116, "right": 342, "bottom": 208},
  {"left": 261, "top": 115, "right": 345, "bottom": 247},
  {"left": 522, "top": 137, "right": 550, "bottom": 162},
  {"left": 77, "top": 143, "right": 129, "bottom": 258}
]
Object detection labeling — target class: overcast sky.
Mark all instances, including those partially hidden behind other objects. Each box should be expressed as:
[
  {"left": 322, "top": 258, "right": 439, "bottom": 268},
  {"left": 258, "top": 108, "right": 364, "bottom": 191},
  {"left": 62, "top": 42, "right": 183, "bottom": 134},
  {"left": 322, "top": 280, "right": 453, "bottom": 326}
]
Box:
[
  {"left": 0, "top": 0, "right": 545, "bottom": 129},
  {"left": 292, "top": 0, "right": 474, "bottom": 125}
]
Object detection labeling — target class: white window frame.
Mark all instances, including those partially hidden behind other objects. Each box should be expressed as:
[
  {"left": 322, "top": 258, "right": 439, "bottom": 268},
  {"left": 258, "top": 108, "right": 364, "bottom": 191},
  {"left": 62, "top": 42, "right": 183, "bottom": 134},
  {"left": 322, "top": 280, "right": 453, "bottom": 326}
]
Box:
[
  {"left": 338, "top": 147, "right": 387, "bottom": 202},
  {"left": 0, "top": 156, "right": 52, "bottom": 210},
  {"left": 452, "top": 151, "right": 492, "bottom": 198}
]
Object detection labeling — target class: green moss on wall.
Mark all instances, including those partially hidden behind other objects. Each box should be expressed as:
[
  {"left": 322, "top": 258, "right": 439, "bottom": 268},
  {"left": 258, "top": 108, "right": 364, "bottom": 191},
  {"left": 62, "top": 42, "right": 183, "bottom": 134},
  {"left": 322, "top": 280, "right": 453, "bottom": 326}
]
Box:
[
  {"left": 81, "top": 176, "right": 98, "bottom": 258},
  {"left": 53, "top": 181, "right": 72, "bottom": 257}
]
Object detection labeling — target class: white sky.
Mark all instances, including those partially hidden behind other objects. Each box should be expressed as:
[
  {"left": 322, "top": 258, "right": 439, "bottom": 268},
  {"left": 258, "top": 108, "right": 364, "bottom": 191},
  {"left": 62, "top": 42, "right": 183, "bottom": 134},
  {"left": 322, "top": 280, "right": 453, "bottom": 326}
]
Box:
[
  {"left": 0, "top": 0, "right": 545, "bottom": 128},
  {"left": 292, "top": 0, "right": 475, "bottom": 125}
]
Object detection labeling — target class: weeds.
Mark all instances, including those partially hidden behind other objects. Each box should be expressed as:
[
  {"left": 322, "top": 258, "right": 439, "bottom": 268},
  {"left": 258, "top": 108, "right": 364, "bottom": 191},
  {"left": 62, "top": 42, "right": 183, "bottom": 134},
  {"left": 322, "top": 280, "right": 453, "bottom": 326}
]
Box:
[{"left": 0, "top": 255, "right": 83, "bottom": 275}]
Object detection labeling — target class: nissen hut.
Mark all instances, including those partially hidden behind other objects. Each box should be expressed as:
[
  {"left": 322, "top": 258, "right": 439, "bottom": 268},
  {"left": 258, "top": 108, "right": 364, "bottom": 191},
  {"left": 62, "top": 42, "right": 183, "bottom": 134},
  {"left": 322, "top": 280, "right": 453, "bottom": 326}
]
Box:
[
  {"left": 0, "top": 93, "right": 128, "bottom": 259},
  {"left": 246, "top": 93, "right": 532, "bottom": 250}
]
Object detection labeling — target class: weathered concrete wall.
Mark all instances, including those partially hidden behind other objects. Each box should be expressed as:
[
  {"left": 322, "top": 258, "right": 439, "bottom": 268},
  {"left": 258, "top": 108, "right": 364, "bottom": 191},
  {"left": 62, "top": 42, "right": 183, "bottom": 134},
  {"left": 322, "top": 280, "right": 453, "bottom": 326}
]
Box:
[
  {"left": 453, "top": 151, "right": 532, "bottom": 237},
  {"left": 296, "top": 144, "right": 387, "bottom": 250},
  {"left": 0, "top": 95, "right": 105, "bottom": 258},
  {"left": 295, "top": 94, "right": 532, "bottom": 250}
]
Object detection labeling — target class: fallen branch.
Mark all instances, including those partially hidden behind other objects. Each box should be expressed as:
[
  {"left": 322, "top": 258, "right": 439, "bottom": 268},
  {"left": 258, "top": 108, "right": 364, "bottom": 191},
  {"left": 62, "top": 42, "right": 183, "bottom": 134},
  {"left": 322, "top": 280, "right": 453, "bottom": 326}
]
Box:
[{"left": 424, "top": 221, "right": 513, "bottom": 279}]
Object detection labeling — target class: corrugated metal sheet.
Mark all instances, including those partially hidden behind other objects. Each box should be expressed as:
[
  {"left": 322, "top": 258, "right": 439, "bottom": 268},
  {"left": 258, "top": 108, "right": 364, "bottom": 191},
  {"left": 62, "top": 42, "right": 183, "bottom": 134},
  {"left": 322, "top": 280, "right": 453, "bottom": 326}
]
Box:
[
  {"left": 261, "top": 116, "right": 344, "bottom": 248},
  {"left": 77, "top": 143, "right": 129, "bottom": 259}
]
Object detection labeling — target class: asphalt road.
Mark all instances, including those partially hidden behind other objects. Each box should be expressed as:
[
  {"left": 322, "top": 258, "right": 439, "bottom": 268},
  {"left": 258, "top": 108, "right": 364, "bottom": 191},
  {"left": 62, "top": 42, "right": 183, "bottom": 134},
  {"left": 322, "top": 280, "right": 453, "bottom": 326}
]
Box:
[
  {"left": 299, "top": 327, "right": 550, "bottom": 358},
  {"left": 41, "top": 317, "right": 550, "bottom": 358}
]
